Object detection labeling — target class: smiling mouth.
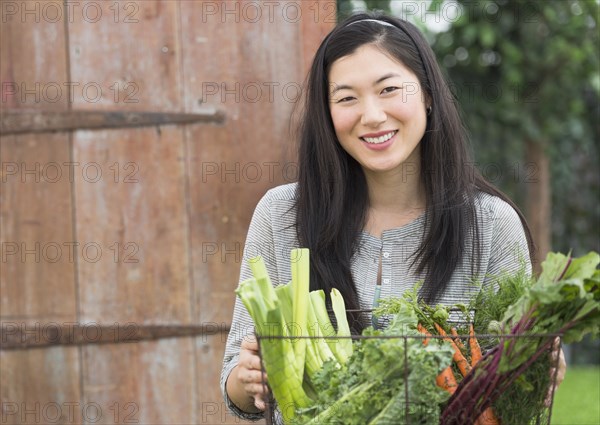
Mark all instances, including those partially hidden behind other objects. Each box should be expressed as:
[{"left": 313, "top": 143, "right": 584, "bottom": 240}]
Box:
[{"left": 360, "top": 130, "right": 398, "bottom": 144}]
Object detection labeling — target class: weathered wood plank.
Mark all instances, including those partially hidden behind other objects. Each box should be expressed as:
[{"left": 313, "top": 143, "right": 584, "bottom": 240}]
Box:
[
  {"left": 182, "top": 0, "right": 307, "bottom": 326},
  {"left": 0, "top": 0, "right": 69, "bottom": 111},
  {"left": 67, "top": 1, "right": 181, "bottom": 111},
  {"left": 300, "top": 0, "right": 338, "bottom": 75},
  {"left": 68, "top": 2, "right": 192, "bottom": 416},
  {"left": 0, "top": 133, "right": 77, "bottom": 320},
  {"left": 0, "top": 1, "right": 76, "bottom": 320},
  {"left": 0, "top": 3, "right": 81, "bottom": 420},
  {"left": 72, "top": 126, "right": 190, "bottom": 324},
  {"left": 181, "top": 0, "right": 334, "bottom": 325},
  {"left": 0, "top": 347, "right": 81, "bottom": 425},
  {"left": 181, "top": 1, "right": 334, "bottom": 422},
  {"left": 81, "top": 339, "right": 195, "bottom": 424}
]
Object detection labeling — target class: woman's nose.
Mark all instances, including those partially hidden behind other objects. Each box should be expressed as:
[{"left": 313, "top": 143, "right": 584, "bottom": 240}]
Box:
[{"left": 360, "top": 99, "right": 387, "bottom": 127}]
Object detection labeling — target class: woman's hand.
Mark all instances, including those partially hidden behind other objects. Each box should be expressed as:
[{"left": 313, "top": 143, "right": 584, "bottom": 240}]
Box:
[
  {"left": 552, "top": 339, "right": 567, "bottom": 388},
  {"left": 232, "top": 334, "right": 269, "bottom": 411},
  {"left": 545, "top": 338, "right": 567, "bottom": 406}
]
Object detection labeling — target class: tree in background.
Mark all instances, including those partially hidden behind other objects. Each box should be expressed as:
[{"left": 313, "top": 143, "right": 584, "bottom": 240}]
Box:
[
  {"left": 430, "top": 0, "right": 599, "bottom": 268},
  {"left": 337, "top": 0, "right": 600, "bottom": 267},
  {"left": 337, "top": 0, "right": 391, "bottom": 18}
]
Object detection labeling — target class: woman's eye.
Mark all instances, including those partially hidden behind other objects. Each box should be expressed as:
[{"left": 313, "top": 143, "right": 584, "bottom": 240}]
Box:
[
  {"left": 336, "top": 96, "right": 355, "bottom": 103},
  {"left": 381, "top": 86, "right": 400, "bottom": 94}
]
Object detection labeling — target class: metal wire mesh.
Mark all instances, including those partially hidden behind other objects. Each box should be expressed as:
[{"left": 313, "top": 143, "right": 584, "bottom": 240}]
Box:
[{"left": 255, "top": 314, "right": 561, "bottom": 425}]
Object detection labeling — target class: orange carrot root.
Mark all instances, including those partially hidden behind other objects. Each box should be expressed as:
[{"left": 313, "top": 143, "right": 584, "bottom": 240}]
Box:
[
  {"left": 451, "top": 327, "right": 467, "bottom": 351},
  {"left": 469, "top": 323, "right": 483, "bottom": 366},
  {"left": 469, "top": 324, "right": 498, "bottom": 425},
  {"left": 417, "top": 323, "right": 431, "bottom": 346},
  {"left": 434, "top": 323, "right": 472, "bottom": 377},
  {"left": 423, "top": 323, "right": 459, "bottom": 396},
  {"left": 436, "top": 366, "right": 458, "bottom": 394},
  {"left": 476, "top": 407, "right": 500, "bottom": 425}
]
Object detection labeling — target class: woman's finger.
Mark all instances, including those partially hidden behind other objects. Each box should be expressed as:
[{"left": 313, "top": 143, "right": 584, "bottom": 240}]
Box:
[
  {"left": 555, "top": 348, "right": 567, "bottom": 387},
  {"left": 247, "top": 382, "right": 270, "bottom": 397},
  {"left": 240, "top": 369, "right": 267, "bottom": 385},
  {"left": 249, "top": 355, "right": 264, "bottom": 371},
  {"left": 550, "top": 338, "right": 567, "bottom": 388},
  {"left": 241, "top": 334, "right": 260, "bottom": 352},
  {"left": 545, "top": 339, "right": 568, "bottom": 406},
  {"left": 254, "top": 393, "right": 266, "bottom": 411}
]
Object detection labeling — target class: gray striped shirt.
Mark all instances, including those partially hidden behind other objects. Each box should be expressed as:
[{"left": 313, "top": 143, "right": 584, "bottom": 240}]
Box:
[{"left": 220, "top": 182, "right": 530, "bottom": 421}]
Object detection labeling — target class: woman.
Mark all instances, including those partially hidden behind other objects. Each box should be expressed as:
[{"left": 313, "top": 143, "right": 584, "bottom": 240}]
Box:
[{"left": 221, "top": 11, "right": 535, "bottom": 420}]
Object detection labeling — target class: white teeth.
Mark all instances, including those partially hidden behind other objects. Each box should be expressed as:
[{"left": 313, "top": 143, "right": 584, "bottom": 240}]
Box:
[{"left": 362, "top": 131, "right": 396, "bottom": 144}]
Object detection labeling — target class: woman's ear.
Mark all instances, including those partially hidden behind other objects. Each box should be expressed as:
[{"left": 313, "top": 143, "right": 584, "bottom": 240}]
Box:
[{"left": 425, "top": 92, "right": 433, "bottom": 108}]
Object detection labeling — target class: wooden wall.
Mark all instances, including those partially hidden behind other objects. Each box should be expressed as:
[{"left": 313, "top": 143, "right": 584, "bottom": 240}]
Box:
[{"left": 0, "top": 1, "right": 334, "bottom": 423}]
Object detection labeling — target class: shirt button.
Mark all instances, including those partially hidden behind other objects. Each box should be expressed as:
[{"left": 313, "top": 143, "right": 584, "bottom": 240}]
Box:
[
  {"left": 383, "top": 278, "right": 390, "bottom": 284},
  {"left": 383, "top": 252, "right": 390, "bottom": 259}
]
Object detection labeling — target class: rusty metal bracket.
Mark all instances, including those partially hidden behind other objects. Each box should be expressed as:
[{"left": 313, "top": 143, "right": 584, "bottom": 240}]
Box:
[
  {"left": 0, "top": 323, "right": 231, "bottom": 350},
  {"left": 0, "top": 109, "right": 225, "bottom": 135}
]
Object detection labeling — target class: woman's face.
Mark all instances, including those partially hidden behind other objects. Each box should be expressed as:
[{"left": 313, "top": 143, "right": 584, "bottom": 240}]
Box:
[{"left": 328, "top": 44, "right": 428, "bottom": 178}]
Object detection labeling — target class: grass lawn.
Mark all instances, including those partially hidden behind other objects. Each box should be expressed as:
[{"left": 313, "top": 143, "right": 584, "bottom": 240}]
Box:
[{"left": 551, "top": 365, "right": 600, "bottom": 425}]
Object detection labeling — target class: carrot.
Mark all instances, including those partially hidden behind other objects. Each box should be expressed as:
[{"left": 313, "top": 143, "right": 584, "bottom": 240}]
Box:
[
  {"left": 436, "top": 366, "right": 458, "bottom": 394},
  {"left": 469, "top": 324, "right": 500, "bottom": 425},
  {"left": 419, "top": 323, "right": 459, "bottom": 395},
  {"left": 469, "top": 323, "right": 483, "bottom": 366},
  {"left": 475, "top": 407, "right": 500, "bottom": 425},
  {"left": 434, "top": 323, "right": 472, "bottom": 377},
  {"left": 417, "top": 323, "right": 431, "bottom": 346},
  {"left": 450, "top": 327, "right": 467, "bottom": 351}
]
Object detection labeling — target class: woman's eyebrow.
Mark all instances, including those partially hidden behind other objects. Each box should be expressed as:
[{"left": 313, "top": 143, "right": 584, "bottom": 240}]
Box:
[
  {"left": 375, "top": 72, "right": 402, "bottom": 85},
  {"left": 330, "top": 72, "right": 403, "bottom": 96}
]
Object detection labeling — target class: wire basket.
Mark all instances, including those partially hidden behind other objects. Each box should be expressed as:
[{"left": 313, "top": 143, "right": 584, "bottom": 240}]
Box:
[{"left": 255, "top": 312, "right": 562, "bottom": 425}]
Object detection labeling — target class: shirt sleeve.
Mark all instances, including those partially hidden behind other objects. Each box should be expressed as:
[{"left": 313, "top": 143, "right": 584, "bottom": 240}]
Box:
[
  {"left": 482, "top": 198, "right": 532, "bottom": 289},
  {"left": 220, "top": 189, "right": 279, "bottom": 421}
]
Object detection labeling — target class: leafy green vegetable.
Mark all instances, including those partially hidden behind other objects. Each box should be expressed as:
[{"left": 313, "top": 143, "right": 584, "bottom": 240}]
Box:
[
  {"left": 465, "top": 266, "right": 550, "bottom": 424},
  {"left": 375, "top": 284, "right": 452, "bottom": 334},
  {"left": 375, "top": 252, "right": 599, "bottom": 425},
  {"left": 297, "top": 299, "right": 453, "bottom": 424},
  {"left": 442, "top": 251, "right": 600, "bottom": 425},
  {"left": 468, "top": 266, "right": 533, "bottom": 338}
]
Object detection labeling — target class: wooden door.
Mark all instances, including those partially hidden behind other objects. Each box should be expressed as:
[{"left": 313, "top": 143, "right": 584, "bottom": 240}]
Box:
[{"left": 0, "top": 1, "right": 335, "bottom": 423}]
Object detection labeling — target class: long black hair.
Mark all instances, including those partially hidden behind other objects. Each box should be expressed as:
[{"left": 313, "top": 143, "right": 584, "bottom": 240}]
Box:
[{"left": 295, "top": 12, "right": 534, "bottom": 332}]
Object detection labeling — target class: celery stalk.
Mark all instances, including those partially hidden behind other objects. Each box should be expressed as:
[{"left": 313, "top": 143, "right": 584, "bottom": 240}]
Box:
[
  {"left": 291, "top": 248, "right": 309, "bottom": 379},
  {"left": 306, "top": 296, "right": 336, "bottom": 370},
  {"left": 275, "top": 282, "right": 293, "bottom": 328},
  {"left": 248, "top": 255, "right": 271, "bottom": 284},
  {"left": 310, "top": 290, "right": 346, "bottom": 364},
  {"left": 330, "top": 288, "right": 353, "bottom": 363},
  {"left": 310, "top": 290, "right": 337, "bottom": 338},
  {"left": 264, "top": 307, "right": 312, "bottom": 411},
  {"left": 280, "top": 282, "right": 320, "bottom": 377},
  {"left": 236, "top": 273, "right": 311, "bottom": 423}
]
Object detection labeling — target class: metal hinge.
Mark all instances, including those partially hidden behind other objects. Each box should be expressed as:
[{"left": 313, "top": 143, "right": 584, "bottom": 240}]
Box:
[
  {"left": 0, "top": 323, "right": 230, "bottom": 349},
  {"left": 0, "top": 109, "right": 225, "bottom": 135}
]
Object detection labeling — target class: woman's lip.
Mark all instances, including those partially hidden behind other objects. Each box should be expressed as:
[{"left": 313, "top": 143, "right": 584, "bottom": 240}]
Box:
[{"left": 361, "top": 132, "right": 397, "bottom": 151}]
